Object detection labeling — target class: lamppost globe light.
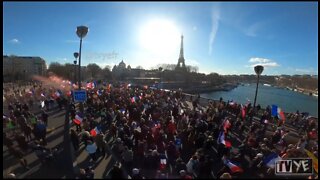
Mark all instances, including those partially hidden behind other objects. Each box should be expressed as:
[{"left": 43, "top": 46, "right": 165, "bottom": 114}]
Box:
[
  {"left": 74, "top": 52, "right": 79, "bottom": 59},
  {"left": 254, "top": 65, "right": 264, "bottom": 75},
  {"left": 76, "top": 25, "right": 88, "bottom": 113},
  {"left": 76, "top": 26, "right": 89, "bottom": 39},
  {"left": 253, "top": 65, "right": 264, "bottom": 113}
]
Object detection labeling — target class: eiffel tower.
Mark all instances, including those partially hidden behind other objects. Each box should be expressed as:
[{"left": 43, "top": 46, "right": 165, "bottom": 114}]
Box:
[{"left": 175, "top": 34, "right": 187, "bottom": 71}]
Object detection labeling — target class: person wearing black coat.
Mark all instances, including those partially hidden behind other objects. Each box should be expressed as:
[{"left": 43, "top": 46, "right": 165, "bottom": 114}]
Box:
[
  {"left": 70, "top": 129, "right": 80, "bottom": 152},
  {"left": 109, "top": 163, "right": 125, "bottom": 179}
]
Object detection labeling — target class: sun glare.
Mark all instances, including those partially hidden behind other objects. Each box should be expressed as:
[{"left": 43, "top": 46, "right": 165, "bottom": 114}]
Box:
[{"left": 139, "top": 19, "right": 181, "bottom": 56}]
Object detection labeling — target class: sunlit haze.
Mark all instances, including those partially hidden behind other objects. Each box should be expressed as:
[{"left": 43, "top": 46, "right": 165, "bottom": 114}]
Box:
[{"left": 3, "top": 2, "right": 318, "bottom": 75}]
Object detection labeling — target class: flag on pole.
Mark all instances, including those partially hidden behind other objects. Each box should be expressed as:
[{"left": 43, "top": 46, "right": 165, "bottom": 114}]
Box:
[
  {"left": 66, "top": 90, "right": 72, "bottom": 97},
  {"left": 263, "top": 152, "right": 281, "bottom": 168},
  {"left": 160, "top": 158, "right": 167, "bottom": 170},
  {"left": 86, "top": 82, "right": 96, "bottom": 89},
  {"left": 90, "top": 126, "right": 101, "bottom": 137},
  {"left": 224, "top": 159, "right": 244, "bottom": 174},
  {"left": 131, "top": 97, "right": 136, "bottom": 103},
  {"left": 218, "top": 131, "right": 232, "bottom": 148},
  {"left": 73, "top": 114, "right": 83, "bottom": 125},
  {"left": 272, "top": 105, "right": 286, "bottom": 123}
]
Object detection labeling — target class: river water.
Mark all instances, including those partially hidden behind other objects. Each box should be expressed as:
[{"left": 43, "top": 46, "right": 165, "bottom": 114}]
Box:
[{"left": 200, "top": 84, "right": 318, "bottom": 117}]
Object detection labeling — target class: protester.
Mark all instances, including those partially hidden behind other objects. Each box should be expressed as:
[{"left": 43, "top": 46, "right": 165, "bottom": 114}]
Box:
[
  {"left": 3, "top": 82, "right": 318, "bottom": 179},
  {"left": 70, "top": 129, "right": 80, "bottom": 152},
  {"left": 85, "top": 140, "right": 97, "bottom": 162},
  {"left": 94, "top": 132, "right": 107, "bottom": 157}
]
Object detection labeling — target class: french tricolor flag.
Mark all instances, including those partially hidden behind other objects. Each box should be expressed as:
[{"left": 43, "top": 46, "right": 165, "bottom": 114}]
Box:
[
  {"left": 90, "top": 126, "right": 101, "bottom": 137},
  {"left": 73, "top": 114, "right": 83, "bottom": 125},
  {"left": 218, "top": 131, "right": 232, "bottom": 148},
  {"left": 86, "top": 82, "right": 96, "bottom": 89},
  {"left": 131, "top": 97, "right": 136, "bottom": 103},
  {"left": 160, "top": 158, "right": 167, "bottom": 170},
  {"left": 263, "top": 152, "right": 281, "bottom": 168},
  {"left": 66, "top": 90, "right": 72, "bottom": 97},
  {"left": 272, "top": 105, "right": 286, "bottom": 122},
  {"left": 224, "top": 159, "right": 244, "bottom": 174},
  {"left": 53, "top": 91, "right": 61, "bottom": 99}
]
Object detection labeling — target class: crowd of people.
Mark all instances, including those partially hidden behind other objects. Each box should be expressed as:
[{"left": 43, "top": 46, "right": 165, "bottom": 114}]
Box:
[
  {"left": 68, "top": 82, "right": 318, "bottom": 179},
  {"left": 3, "top": 81, "right": 318, "bottom": 179},
  {"left": 3, "top": 82, "right": 70, "bottom": 178}
]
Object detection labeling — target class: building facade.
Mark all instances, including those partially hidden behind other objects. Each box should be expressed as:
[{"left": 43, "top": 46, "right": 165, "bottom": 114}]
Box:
[{"left": 3, "top": 55, "right": 47, "bottom": 82}]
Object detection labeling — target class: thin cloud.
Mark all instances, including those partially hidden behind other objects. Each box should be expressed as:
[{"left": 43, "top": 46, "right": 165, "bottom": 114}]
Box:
[
  {"left": 247, "top": 57, "right": 280, "bottom": 68},
  {"left": 250, "top": 62, "right": 280, "bottom": 68},
  {"left": 209, "top": 6, "right": 220, "bottom": 55},
  {"left": 9, "top": 38, "right": 20, "bottom": 44},
  {"left": 244, "top": 22, "right": 263, "bottom": 37},
  {"left": 249, "top": 57, "right": 271, "bottom": 63}
]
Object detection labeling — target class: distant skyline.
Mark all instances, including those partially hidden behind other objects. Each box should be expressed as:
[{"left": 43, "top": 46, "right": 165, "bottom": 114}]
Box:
[{"left": 3, "top": 2, "right": 318, "bottom": 75}]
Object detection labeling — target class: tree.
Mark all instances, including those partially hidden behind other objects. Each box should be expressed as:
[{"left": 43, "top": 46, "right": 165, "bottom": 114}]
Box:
[
  {"left": 207, "top": 73, "right": 226, "bottom": 86},
  {"left": 101, "top": 66, "right": 112, "bottom": 80},
  {"left": 186, "top": 65, "right": 199, "bottom": 73},
  {"left": 65, "top": 63, "right": 76, "bottom": 81},
  {"left": 156, "top": 64, "right": 177, "bottom": 71},
  {"left": 86, "top": 63, "right": 102, "bottom": 79},
  {"left": 48, "top": 62, "right": 64, "bottom": 77}
]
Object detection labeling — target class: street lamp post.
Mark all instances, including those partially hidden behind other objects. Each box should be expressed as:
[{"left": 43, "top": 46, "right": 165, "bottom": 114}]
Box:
[
  {"left": 76, "top": 26, "right": 88, "bottom": 113},
  {"left": 253, "top": 65, "right": 264, "bottom": 110},
  {"left": 159, "top": 67, "right": 163, "bottom": 89},
  {"left": 73, "top": 52, "right": 79, "bottom": 102},
  {"left": 73, "top": 52, "right": 79, "bottom": 87}
]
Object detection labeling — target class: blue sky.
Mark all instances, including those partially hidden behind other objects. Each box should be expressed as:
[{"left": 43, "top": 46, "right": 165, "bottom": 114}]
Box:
[{"left": 3, "top": 2, "right": 318, "bottom": 75}]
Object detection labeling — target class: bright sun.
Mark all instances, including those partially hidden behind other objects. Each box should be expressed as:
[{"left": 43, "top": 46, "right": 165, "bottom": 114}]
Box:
[{"left": 139, "top": 19, "right": 181, "bottom": 56}]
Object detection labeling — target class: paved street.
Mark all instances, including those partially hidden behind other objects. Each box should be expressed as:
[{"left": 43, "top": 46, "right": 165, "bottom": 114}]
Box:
[{"left": 3, "top": 104, "right": 74, "bottom": 178}]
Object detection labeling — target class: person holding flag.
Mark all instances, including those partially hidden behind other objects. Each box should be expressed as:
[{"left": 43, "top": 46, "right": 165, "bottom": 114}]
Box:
[
  {"left": 73, "top": 112, "right": 83, "bottom": 132},
  {"left": 272, "top": 105, "right": 286, "bottom": 126}
]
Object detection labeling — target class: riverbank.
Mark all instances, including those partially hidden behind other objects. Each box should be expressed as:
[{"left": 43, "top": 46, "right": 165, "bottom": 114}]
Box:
[
  {"left": 162, "top": 82, "right": 239, "bottom": 94},
  {"left": 268, "top": 85, "right": 318, "bottom": 98}
]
